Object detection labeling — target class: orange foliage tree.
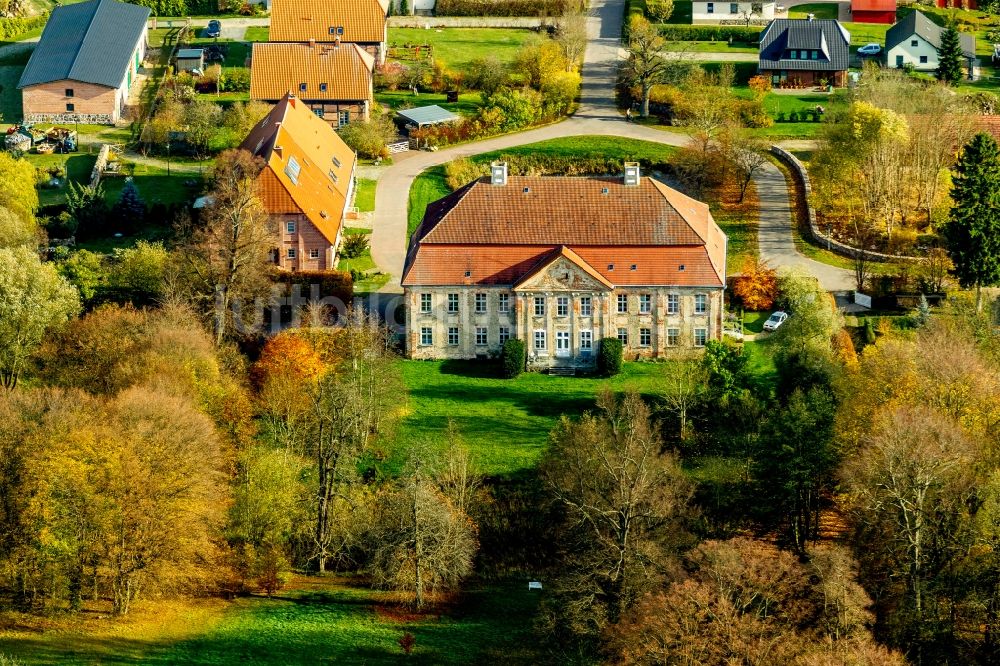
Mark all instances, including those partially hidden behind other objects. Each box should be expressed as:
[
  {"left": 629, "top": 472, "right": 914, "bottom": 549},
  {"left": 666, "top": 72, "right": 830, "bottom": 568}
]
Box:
[
  {"left": 251, "top": 331, "right": 327, "bottom": 389},
  {"left": 732, "top": 258, "right": 778, "bottom": 311}
]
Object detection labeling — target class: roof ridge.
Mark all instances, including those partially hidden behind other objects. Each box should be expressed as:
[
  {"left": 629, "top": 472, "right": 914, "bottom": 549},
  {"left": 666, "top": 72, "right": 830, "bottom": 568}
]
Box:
[{"left": 66, "top": 0, "right": 106, "bottom": 82}]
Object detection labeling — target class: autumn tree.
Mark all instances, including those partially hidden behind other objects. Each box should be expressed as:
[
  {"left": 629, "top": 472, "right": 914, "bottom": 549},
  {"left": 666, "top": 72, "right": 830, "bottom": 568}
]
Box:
[
  {"left": 369, "top": 444, "right": 478, "bottom": 608},
  {"left": 538, "top": 391, "right": 693, "bottom": 645},
  {"left": 622, "top": 15, "right": 670, "bottom": 117},
  {"left": 0, "top": 247, "right": 80, "bottom": 389},
  {"left": 173, "top": 149, "right": 276, "bottom": 344},
  {"left": 732, "top": 257, "right": 777, "bottom": 311},
  {"left": 659, "top": 353, "right": 707, "bottom": 441},
  {"left": 0, "top": 152, "right": 39, "bottom": 224},
  {"left": 0, "top": 205, "right": 37, "bottom": 248},
  {"left": 944, "top": 132, "right": 1000, "bottom": 312},
  {"left": 719, "top": 127, "right": 768, "bottom": 202}
]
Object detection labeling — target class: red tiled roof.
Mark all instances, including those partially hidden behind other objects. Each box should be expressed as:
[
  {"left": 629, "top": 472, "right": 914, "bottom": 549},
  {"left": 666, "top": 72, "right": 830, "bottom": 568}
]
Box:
[
  {"left": 401, "top": 245, "right": 724, "bottom": 288},
  {"left": 416, "top": 176, "right": 710, "bottom": 246},
  {"left": 269, "top": 0, "right": 388, "bottom": 44},
  {"left": 403, "top": 174, "right": 727, "bottom": 289},
  {"left": 239, "top": 94, "right": 356, "bottom": 245}
]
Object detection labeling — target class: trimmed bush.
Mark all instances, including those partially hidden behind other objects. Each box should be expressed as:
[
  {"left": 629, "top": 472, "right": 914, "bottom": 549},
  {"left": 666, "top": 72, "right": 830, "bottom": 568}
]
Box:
[
  {"left": 657, "top": 24, "right": 760, "bottom": 43},
  {"left": 500, "top": 339, "right": 526, "bottom": 378},
  {"left": 597, "top": 337, "right": 623, "bottom": 377},
  {"left": 435, "top": 0, "right": 582, "bottom": 16}
]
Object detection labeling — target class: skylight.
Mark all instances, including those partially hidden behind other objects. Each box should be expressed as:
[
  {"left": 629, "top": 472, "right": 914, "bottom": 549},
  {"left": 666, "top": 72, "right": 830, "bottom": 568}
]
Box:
[{"left": 285, "top": 156, "right": 301, "bottom": 185}]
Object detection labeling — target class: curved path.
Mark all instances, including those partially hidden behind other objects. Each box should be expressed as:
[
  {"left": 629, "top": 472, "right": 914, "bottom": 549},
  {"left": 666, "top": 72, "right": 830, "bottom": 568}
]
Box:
[{"left": 369, "top": 0, "right": 852, "bottom": 294}]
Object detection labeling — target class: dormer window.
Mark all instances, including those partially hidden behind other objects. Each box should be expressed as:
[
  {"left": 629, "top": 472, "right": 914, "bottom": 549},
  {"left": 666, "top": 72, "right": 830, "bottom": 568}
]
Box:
[
  {"left": 299, "top": 82, "right": 307, "bottom": 92},
  {"left": 465, "top": 270, "right": 472, "bottom": 278},
  {"left": 329, "top": 26, "right": 344, "bottom": 35},
  {"left": 608, "top": 264, "right": 614, "bottom": 271},
  {"left": 319, "top": 83, "right": 328, "bottom": 92},
  {"left": 679, "top": 264, "right": 685, "bottom": 271},
  {"left": 630, "top": 264, "right": 637, "bottom": 271},
  {"left": 523, "top": 187, "right": 530, "bottom": 193},
  {"left": 601, "top": 187, "right": 609, "bottom": 194}
]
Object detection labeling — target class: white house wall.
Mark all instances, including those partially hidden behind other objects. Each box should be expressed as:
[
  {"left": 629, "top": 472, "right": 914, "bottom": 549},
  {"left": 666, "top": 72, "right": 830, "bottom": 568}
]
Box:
[
  {"left": 887, "top": 34, "right": 942, "bottom": 71},
  {"left": 692, "top": 1, "right": 775, "bottom": 25}
]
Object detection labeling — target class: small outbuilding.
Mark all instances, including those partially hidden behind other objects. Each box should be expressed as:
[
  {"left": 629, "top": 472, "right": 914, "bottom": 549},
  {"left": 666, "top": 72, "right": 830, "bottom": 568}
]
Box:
[
  {"left": 850, "top": 0, "right": 897, "bottom": 25},
  {"left": 175, "top": 48, "right": 205, "bottom": 73},
  {"left": 396, "top": 104, "right": 460, "bottom": 132}
]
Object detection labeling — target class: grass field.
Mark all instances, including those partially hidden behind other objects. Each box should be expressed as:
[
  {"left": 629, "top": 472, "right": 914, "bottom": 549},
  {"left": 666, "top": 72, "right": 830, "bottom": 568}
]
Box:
[
  {"left": 408, "top": 165, "right": 450, "bottom": 237},
  {"left": 387, "top": 28, "right": 535, "bottom": 71},
  {"left": 355, "top": 177, "right": 377, "bottom": 212},
  {"left": 788, "top": 3, "right": 839, "bottom": 20},
  {"left": 244, "top": 26, "right": 269, "bottom": 42},
  {"left": 392, "top": 360, "right": 668, "bottom": 476},
  {"left": 0, "top": 576, "right": 543, "bottom": 665}
]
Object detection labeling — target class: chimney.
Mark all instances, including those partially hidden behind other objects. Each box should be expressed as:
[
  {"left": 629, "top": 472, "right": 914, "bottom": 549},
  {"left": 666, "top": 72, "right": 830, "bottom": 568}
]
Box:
[
  {"left": 309, "top": 38, "right": 316, "bottom": 49},
  {"left": 491, "top": 161, "right": 508, "bottom": 186},
  {"left": 334, "top": 35, "right": 341, "bottom": 49},
  {"left": 624, "top": 162, "right": 640, "bottom": 186}
]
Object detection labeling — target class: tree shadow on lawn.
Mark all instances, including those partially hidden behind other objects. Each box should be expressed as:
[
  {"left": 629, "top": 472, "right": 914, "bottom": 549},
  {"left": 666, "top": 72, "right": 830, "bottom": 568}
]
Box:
[{"left": 407, "top": 384, "right": 594, "bottom": 420}]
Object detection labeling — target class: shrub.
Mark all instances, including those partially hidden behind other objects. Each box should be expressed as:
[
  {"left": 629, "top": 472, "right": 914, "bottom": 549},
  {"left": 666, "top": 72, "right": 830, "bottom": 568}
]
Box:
[
  {"left": 337, "top": 115, "right": 397, "bottom": 159},
  {"left": 270, "top": 269, "right": 353, "bottom": 307},
  {"left": 500, "top": 339, "right": 526, "bottom": 378},
  {"left": 220, "top": 67, "right": 251, "bottom": 93},
  {"left": 435, "top": 0, "right": 581, "bottom": 16},
  {"left": 340, "top": 233, "right": 370, "bottom": 259},
  {"left": 658, "top": 25, "right": 759, "bottom": 43},
  {"left": 597, "top": 337, "right": 623, "bottom": 377}
]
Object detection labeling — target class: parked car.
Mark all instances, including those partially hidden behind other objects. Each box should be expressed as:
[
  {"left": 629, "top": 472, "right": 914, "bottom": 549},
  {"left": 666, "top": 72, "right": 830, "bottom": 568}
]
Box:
[
  {"left": 762, "top": 311, "right": 788, "bottom": 332},
  {"left": 858, "top": 43, "right": 882, "bottom": 56},
  {"left": 205, "top": 20, "right": 221, "bottom": 38}
]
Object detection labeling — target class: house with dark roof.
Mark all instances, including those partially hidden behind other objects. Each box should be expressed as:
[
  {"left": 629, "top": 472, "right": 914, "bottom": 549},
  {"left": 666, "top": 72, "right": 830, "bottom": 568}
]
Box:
[
  {"left": 886, "top": 10, "right": 976, "bottom": 72},
  {"left": 758, "top": 18, "right": 851, "bottom": 87},
  {"left": 401, "top": 163, "right": 728, "bottom": 369},
  {"left": 18, "top": 0, "right": 149, "bottom": 124},
  {"left": 239, "top": 93, "right": 358, "bottom": 271}
]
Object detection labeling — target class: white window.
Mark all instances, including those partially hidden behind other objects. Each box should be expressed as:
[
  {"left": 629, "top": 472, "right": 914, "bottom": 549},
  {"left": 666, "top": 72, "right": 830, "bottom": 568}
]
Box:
[
  {"left": 694, "top": 328, "right": 708, "bottom": 347},
  {"left": 309, "top": 248, "right": 320, "bottom": 260},
  {"left": 420, "top": 293, "right": 432, "bottom": 313},
  {"left": 667, "top": 294, "right": 679, "bottom": 314},
  {"left": 640, "top": 328, "right": 651, "bottom": 347},
  {"left": 498, "top": 293, "right": 509, "bottom": 313},
  {"left": 476, "top": 327, "right": 488, "bottom": 346},
  {"left": 617, "top": 294, "right": 628, "bottom": 314},
  {"left": 639, "top": 294, "right": 651, "bottom": 314},
  {"left": 580, "top": 330, "right": 592, "bottom": 351},
  {"left": 667, "top": 328, "right": 679, "bottom": 347},
  {"left": 499, "top": 327, "right": 510, "bottom": 345},
  {"left": 707, "top": 1, "right": 714, "bottom": 13},
  {"left": 287, "top": 248, "right": 296, "bottom": 259},
  {"left": 695, "top": 294, "right": 707, "bottom": 315},
  {"left": 286, "top": 221, "right": 296, "bottom": 234},
  {"left": 420, "top": 327, "right": 433, "bottom": 346},
  {"left": 534, "top": 296, "right": 545, "bottom": 317},
  {"left": 448, "top": 327, "right": 459, "bottom": 346},
  {"left": 475, "top": 293, "right": 487, "bottom": 314},
  {"left": 448, "top": 293, "right": 459, "bottom": 314},
  {"left": 557, "top": 296, "right": 569, "bottom": 317},
  {"left": 580, "top": 296, "right": 591, "bottom": 317},
  {"left": 617, "top": 327, "right": 628, "bottom": 345},
  {"left": 534, "top": 330, "right": 547, "bottom": 352}
]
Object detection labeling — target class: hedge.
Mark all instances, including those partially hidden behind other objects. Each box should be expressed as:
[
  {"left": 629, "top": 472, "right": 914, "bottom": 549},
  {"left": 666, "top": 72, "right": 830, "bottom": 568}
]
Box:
[
  {"left": 658, "top": 24, "right": 761, "bottom": 43},
  {"left": 0, "top": 14, "right": 48, "bottom": 41},
  {"left": 435, "top": 0, "right": 583, "bottom": 16},
  {"left": 270, "top": 269, "right": 354, "bottom": 309},
  {"left": 500, "top": 339, "right": 526, "bottom": 378},
  {"left": 597, "top": 337, "right": 623, "bottom": 377}
]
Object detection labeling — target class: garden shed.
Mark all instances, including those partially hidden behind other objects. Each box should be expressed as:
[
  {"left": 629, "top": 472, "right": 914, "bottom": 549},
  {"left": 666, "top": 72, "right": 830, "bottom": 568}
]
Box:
[
  {"left": 176, "top": 48, "right": 205, "bottom": 73},
  {"left": 397, "top": 105, "right": 459, "bottom": 132}
]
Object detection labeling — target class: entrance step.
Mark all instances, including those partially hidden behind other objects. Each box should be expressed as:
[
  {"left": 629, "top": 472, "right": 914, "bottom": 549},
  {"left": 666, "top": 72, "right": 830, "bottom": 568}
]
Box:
[{"left": 548, "top": 367, "right": 576, "bottom": 377}]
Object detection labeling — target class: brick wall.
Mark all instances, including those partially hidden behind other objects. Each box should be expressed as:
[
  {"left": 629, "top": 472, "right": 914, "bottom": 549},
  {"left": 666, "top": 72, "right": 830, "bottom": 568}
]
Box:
[
  {"left": 22, "top": 81, "right": 119, "bottom": 124},
  {"left": 275, "top": 214, "right": 336, "bottom": 271}
]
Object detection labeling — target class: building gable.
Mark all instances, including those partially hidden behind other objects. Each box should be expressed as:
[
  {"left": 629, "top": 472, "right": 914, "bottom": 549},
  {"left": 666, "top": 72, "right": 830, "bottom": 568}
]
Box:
[{"left": 514, "top": 249, "right": 614, "bottom": 292}]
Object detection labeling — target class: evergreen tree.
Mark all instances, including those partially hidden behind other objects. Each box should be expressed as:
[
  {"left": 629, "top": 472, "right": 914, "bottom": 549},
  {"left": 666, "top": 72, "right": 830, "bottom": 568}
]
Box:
[
  {"left": 944, "top": 132, "right": 1000, "bottom": 312},
  {"left": 111, "top": 178, "right": 145, "bottom": 233},
  {"left": 936, "top": 24, "right": 965, "bottom": 85}
]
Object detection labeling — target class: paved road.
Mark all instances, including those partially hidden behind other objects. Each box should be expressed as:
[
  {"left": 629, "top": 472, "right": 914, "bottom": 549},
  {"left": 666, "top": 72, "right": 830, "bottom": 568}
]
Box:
[{"left": 369, "top": 0, "right": 852, "bottom": 293}]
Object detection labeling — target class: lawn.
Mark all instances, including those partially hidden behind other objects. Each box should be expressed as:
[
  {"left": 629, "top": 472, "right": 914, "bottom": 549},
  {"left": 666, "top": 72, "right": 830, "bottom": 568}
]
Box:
[
  {"left": 375, "top": 90, "right": 483, "bottom": 117},
  {"left": 244, "top": 26, "right": 269, "bottom": 42},
  {"left": 355, "top": 177, "right": 376, "bottom": 212},
  {"left": 0, "top": 576, "right": 543, "bottom": 665},
  {"left": 714, "top": 183, "right": 758, "bottom": 274},
  {"left": 787, "top": 2, "right": 839, "bottom": 20},
  {"left": 393, "top": 360, "right": 668, "bottom": 476},
  {"left": 842, "top": 22, "right": 890, "bottom": 47},
  {"left": 387, "top": 28, "right": 535, "bottom": 71},
  {"left": 407, "top": 136, "right": 682, "bottom": 238},
  {"left": 31, "top": 152, "right": 98, "bottom": 207}
]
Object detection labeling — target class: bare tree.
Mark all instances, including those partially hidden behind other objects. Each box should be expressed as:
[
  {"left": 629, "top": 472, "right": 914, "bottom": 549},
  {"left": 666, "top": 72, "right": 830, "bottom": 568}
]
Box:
[
  {"left": 660, "top": 353, "right": 707, "bottom": 440},
  {"left": 721, "top": 129, "right": 768, "bottom": 202},
  {"left": 555, "top": 9, "right": 588, "bottom": 70},
  {"left": 622, "top": 16, "right": 671, "bottom": 118},
  {"left": 174, "top": 149, "right": 275, "bottom": 345},
  {"left": 540, "top": 390, "right": 693, "bottom": 623}
]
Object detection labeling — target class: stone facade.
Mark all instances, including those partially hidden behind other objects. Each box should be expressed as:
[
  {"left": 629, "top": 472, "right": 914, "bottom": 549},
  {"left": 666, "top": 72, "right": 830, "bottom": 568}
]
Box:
[{"left": 405, "top": 256, "right": 724, "bottom": 369}]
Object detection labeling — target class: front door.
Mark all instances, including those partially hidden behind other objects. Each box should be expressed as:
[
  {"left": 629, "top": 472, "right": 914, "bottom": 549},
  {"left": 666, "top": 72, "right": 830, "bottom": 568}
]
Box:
[
  {"left": 555, "top": 331, "right": 570, "bottom": 357},
  {"left": 895, "top": 55, "right": 904, "bottom": 68}
]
